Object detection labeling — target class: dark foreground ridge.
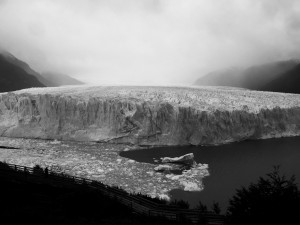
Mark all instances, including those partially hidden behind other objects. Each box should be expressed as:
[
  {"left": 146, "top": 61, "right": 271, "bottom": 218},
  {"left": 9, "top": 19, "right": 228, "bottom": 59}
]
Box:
[{"left": 0, "top": 161, "right": 224, "bottom": 225}]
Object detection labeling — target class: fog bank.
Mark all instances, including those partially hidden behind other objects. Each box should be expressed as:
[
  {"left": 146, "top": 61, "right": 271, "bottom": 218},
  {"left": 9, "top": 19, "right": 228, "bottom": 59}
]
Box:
[{"left": 0, "top": 0, "right": 300, "bottom": 85}]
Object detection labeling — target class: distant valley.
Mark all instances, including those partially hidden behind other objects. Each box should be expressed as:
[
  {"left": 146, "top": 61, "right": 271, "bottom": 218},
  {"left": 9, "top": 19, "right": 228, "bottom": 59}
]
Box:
[
  {"left": 0, "top": 53, "right": 45, "bottom": 92},
  {"left": 195, "top": 60, "right": 300, "bottom": 94},
  {"left": 0, "top": 50, "right": 84, "bottom": 92}
]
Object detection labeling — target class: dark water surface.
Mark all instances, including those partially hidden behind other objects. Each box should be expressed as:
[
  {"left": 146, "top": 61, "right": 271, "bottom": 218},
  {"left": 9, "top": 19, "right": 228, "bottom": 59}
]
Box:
[{"left": 120, "top": 137, "right": 300, "bottom": 211}]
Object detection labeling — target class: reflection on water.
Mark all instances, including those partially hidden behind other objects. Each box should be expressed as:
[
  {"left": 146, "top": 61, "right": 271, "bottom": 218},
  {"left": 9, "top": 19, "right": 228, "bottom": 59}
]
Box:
[{"left": 120, "top": 137, "right": 300, "bottom": 210}]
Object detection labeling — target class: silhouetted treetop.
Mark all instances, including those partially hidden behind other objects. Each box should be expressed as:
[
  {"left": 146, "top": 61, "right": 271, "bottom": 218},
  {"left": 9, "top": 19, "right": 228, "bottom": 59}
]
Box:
[{"left": 227, "top": 166, "right": 300, "bottom": 225}]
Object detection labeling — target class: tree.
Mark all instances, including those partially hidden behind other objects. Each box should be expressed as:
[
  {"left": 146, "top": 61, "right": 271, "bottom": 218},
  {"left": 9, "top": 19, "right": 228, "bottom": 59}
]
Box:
[
  {"left": 227, "top": 166, "right": 300, "bottom": 225},
  {"left": 33, "top": 165, "right": 44, "bottom": 175},
  {"left": 211, "top": 202, "right": 221, "bottom": 215},
  {"left": 195, "top": 201, "right": 208, "bottom": 212},
  {"left": 169, "top": 199, "right": 190, "bottom": 209}
]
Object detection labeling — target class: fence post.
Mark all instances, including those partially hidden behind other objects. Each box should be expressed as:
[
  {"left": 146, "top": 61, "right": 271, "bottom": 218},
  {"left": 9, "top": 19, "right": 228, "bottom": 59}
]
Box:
[
  {"left": 44, "top": 167, "right": 49, "bottom": 178},
  {"left": 24, "top": 167, "right": 28, "bottom": 179}
]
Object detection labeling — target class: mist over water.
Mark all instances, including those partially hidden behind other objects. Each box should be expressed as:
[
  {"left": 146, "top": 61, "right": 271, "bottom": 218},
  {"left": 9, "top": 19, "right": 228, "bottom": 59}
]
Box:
[{"left": 1, "top": 0, "right": 300, "bottom": 85}]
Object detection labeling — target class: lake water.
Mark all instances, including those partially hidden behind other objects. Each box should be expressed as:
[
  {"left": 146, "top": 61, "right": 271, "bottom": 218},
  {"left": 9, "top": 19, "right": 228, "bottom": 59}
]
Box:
[{"left": 120, "top": 137, "right": 300, "bottom": 212}]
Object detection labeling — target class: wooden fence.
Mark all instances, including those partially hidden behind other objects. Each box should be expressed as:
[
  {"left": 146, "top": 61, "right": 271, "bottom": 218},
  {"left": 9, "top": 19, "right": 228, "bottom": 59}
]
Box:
[{"left": 0, "top": 162, "right": 225, "bottom": 225}]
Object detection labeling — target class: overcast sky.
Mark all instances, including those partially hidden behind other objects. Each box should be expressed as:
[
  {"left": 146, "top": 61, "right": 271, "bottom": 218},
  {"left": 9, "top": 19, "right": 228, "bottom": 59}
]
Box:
[{"left": 0, "top": 0, "right": 300, "bottom": 85}]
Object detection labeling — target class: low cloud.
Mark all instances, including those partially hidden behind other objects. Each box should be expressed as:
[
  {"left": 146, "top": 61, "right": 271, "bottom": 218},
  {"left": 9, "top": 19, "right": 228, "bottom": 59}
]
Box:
[{"left": 0, "top": 0, "right": 300, "bottom": 85}]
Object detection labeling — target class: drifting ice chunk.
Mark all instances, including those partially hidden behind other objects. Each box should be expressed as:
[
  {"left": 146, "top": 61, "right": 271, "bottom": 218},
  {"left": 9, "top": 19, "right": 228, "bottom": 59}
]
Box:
[
  {"left": 154, "top": 164, "right": 173, "bottom": 171},
  {"left": 127, "top": 159, "right": 135, "bottom": 163},
  {"left": 161, "top": 153, "right": 194, "bottom": 165},
  {"left": 180, "top": 181, "right": 201, "bottom": 191}
]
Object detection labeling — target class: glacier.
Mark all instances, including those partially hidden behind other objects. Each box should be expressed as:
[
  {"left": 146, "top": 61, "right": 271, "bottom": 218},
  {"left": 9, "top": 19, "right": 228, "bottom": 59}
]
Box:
[{"left": 0, "top": 85, "right": 300, "bottom": 146}]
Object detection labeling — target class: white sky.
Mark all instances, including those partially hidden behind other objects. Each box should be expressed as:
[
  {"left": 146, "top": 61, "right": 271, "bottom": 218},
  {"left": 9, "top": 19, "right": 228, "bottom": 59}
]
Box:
[{"left": 0, "top": 0, "right": 300, "bottom": 85}]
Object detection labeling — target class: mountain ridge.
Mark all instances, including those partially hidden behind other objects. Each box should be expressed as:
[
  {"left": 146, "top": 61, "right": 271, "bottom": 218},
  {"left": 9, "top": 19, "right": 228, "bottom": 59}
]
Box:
[
  {"left": 41, "top": 71, "right": 84, "bottom": 86},
  {"left": 194, "top": 60, "right": 300, "bottom": 93},
  {"left": 0, "top": 54, "right": 45, "bottom": 92},
  {"left": 263, "top": 64, "right": 300, "bottom": 94},
  {"left": 0, "top": 50, "right": 84, "bottom": 92}
]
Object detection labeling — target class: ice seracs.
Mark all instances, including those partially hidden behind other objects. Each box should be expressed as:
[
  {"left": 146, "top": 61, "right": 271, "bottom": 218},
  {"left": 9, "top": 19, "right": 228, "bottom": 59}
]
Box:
[{"left": 1, "top": 85, "right": 300, "bottom": 146}]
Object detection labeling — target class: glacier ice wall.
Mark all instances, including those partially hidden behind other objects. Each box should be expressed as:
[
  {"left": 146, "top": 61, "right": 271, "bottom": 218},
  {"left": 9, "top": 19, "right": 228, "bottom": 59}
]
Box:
[{"left": 0, "top": 86, "right": 300, "bottom": 146}]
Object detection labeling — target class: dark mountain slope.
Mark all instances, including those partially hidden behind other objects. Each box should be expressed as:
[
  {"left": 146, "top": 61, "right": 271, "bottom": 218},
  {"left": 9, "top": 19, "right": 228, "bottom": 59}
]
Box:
[
  {"left": 1, "top": 51, "right": 55, "bottom": 87},
  {"left": 241, "top": 60, "right": 299, "bottom": 89},
  {"left": 194, "top": 67, "right": 243, "bottom": 87},
  {"left": 1, "top": 50, "right": 84, "bottom": 87},
  {"left": 194, "top": 60, "right": 299, "bottom": 92},
  {"left": 263, "top": 64, "right": 300, "bottom": 94},
  {"left": 41, "top": 72, "right": 84, "bottom": 86},
  {"left": 0, "top": 54, "right": 45, "bottom": 92}
]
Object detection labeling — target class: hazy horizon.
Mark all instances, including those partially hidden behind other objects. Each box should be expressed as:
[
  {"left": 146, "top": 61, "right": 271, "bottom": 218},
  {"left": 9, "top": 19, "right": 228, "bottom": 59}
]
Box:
[{"left": 1, "top": 0, "right": 300, "bottom": 85}]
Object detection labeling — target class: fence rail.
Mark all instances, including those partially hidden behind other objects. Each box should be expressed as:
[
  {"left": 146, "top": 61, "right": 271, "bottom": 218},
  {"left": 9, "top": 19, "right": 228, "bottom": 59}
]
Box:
[{"left": 0, "top": 162, "right": 225, "bottom": 225}]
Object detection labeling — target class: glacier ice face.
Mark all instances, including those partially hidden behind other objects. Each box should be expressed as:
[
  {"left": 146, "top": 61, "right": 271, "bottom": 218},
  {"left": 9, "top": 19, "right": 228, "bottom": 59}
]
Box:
[{"left": 0, "top": 85, "right": 300, "bottom": 146}]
